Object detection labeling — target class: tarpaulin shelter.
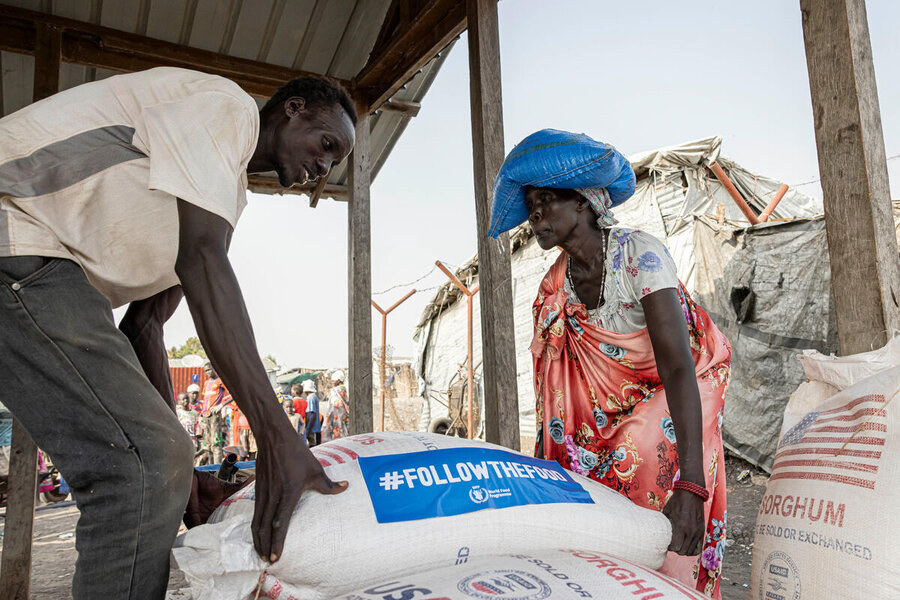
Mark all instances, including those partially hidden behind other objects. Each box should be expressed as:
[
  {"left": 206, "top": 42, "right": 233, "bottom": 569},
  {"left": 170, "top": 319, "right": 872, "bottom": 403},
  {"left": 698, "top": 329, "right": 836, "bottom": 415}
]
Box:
[{"left": 277, "top": 370, "right": 322, "bottom": 386}]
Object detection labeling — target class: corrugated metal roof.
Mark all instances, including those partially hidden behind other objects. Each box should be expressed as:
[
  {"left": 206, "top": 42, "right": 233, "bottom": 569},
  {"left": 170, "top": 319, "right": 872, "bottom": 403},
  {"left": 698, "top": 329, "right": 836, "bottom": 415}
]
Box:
[
  {"left": 0, "top": 0, "right": 454, "bottom": 198},
  {"left": 170, "top": 366, "right": 208, "bottom": 394}
]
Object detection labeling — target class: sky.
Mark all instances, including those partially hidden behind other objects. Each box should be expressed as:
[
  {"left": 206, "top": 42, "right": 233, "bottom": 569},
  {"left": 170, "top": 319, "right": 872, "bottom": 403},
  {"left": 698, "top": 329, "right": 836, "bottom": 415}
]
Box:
[{"left": 147, "top": 1, "right": 900, "bottom": 370}]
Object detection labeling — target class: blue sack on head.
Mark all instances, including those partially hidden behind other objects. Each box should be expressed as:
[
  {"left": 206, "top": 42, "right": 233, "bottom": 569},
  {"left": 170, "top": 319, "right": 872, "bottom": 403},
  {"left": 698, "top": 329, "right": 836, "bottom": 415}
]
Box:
[{"left": 488, "top": 129, "right": 635, "bottom": 238}]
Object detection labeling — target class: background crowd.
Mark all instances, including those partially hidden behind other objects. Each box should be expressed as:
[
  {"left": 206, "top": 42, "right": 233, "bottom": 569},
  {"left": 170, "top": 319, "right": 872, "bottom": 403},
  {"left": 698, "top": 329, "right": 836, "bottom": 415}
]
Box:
[{"left": 175, "top": 363, "right": 352, "bottom": 465}]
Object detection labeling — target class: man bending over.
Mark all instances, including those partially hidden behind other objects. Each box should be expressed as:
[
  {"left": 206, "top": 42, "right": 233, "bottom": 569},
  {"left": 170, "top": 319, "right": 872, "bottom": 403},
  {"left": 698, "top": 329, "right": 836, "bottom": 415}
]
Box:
[{"left": 0, "top": 66, "right": 355, "bottom": 599}]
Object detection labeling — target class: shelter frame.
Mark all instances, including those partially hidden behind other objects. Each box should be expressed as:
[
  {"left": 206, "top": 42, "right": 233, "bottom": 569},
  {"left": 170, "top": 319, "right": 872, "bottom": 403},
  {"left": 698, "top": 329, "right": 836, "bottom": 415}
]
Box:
[{"left": 800, "top": 0, "right": 900, "bottom": 355}]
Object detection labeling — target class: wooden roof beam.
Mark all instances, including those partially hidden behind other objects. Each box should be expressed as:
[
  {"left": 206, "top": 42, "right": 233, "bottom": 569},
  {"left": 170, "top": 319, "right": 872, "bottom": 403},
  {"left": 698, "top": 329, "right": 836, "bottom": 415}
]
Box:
[
  {"left": 376, "top": 98, "right": 421, "bottom": 117},
  {"left": 247, "top": 174, "right": 348, "bottom": 201},
  {"left": 353, "top": 0, "right": 466, "bottom": 113},
  {"left": 0, "top": 6, "right": 351, "bottom": 100}
]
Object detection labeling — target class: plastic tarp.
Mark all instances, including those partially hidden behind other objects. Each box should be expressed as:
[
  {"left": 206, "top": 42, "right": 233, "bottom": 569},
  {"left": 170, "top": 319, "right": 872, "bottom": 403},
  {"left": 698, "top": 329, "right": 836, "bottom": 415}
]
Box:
[
  {"left": 276, "top": 371, "right": 320, "bottom": 385},
  {"left": 691, "top": 216, "right": 838, "bottom": 471}
]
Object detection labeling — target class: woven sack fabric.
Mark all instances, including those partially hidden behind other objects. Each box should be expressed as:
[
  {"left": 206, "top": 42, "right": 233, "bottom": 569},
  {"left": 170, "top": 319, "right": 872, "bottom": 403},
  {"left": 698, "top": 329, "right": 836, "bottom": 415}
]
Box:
[
  {"left": 333, "top": 550, "right": 709, "bottom": 600},
  {"left": 750, "top": 362, "right": 900, "bottom": 600},
  {"left": 174, "top": 432, "right": 670, "bottom": 600}
]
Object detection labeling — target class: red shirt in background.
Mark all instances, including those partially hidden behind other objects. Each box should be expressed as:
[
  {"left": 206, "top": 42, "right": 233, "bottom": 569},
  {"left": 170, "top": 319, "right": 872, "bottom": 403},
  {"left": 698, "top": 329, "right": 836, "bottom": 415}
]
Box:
[
  {"left": 201, "top": 377, "right": 231, "bottom": 416},
  {"left": 293, "top": 396, "right": 308, "bottom": 417}
]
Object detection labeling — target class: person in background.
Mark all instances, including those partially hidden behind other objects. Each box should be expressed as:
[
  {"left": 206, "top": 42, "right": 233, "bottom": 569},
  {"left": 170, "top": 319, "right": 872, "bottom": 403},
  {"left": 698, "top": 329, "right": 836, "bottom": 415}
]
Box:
[
  {"left": 176, "top": 393, "right": 199, "bottom": 450},
  {"left": 281, "top": 398, "right": 303, "bottom": 435},
  {"left": 0, "top": 400, "right": 12, "bottom": 504},
  {"left": 324, "top": 370, "right": 350, "bottom": 441},
  {"left": 186, "top": 383, "right": 202, "bottom": 411},
  {"left": 318, "top": 382, "right": 330, "bottom": 434},
  {"left": 234, "top": 403, "right": 252, "bottom": 457},
  {"left": 291, "top": 383, "right": 308, "bottom": 418},
  {"left": 200, "top": 362, "right": 231, "bottom": 465},
  {"left": 200, "top": 362, "right": 231, "bottom": 414},
  {"left": 304, "top": 382, "right": 322, "bottom": 447}
]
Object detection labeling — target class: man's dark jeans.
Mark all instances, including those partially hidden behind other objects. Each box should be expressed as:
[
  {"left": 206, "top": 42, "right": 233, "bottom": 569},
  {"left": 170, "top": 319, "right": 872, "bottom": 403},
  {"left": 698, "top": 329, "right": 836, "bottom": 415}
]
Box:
[{"left": 0, "top": 257, "right": 194, "bottom": 599}]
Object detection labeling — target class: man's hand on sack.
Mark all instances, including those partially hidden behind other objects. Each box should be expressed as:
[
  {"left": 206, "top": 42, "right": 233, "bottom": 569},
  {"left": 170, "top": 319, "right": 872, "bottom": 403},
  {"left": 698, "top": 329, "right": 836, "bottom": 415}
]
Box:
[
  {"left": 252, "top": 422, "right": 347, "bottom": 562},
  {"left": 663, "top": 487, "right": 705, "bottom": 556}
]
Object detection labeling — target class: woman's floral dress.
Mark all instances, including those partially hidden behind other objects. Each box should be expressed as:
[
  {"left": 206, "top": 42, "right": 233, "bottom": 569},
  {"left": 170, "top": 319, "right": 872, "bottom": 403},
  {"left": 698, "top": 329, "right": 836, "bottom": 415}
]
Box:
[
  {"left": 324, "top": 384, "right": 351, "bottom": 441},
  {"left": 532, "top": 228, "right": 732, "bottom": 598}
]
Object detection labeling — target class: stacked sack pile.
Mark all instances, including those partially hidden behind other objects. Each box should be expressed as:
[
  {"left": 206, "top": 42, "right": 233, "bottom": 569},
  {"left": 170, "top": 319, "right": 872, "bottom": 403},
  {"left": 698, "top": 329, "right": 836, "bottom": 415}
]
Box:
[
  {"left": 750, "top": 336, "right": 900, "bottom": 599},
  {"left": 174, "top": 432, "right": 708, "bottom": 599}
]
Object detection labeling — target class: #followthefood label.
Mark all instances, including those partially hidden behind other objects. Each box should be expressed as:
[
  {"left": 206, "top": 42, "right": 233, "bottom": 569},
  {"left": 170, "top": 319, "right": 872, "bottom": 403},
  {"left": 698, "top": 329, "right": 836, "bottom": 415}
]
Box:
[{"left": 358, "top": 447, "right": 594, "bottom": 523}]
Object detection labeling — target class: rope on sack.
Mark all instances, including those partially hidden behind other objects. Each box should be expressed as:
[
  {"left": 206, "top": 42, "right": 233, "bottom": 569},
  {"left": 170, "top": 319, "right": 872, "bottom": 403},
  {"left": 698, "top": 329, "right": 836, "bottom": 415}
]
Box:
[
  {"left": 253, "top": 567, "right": 269, "bottom": 600},
  {"left": 834, "top": 388, "right": 899, "bottom": 457}
]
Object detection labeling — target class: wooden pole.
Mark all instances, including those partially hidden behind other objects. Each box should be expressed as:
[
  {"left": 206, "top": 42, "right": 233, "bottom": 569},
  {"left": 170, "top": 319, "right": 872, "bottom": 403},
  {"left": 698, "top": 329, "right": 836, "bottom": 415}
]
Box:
[
  {"left": 466, "top": 0, "right": 519, "bottom": 450},
  {"left": 800, "top": 0, "right": 900, "bottom": 354},
  {"left": 0, "top": 22, "right": 59, "bottom": 600},
  {"left": 708, "top": 161, "right": 761, "bottom": 225},
  {"left": 308, "top": 170, "right": 330, "bottom": 208},
  {"left": 372, "top": 300, "right": 387, "bottom": 432},
  {"left": 466, "top": 293, "right": 475, "bottom": 438},
  {"left": 371, "top": 289, "right": 416, "bottom": 432},
  {"left": 759, "top": 184, "right": 789, "bottom": 222},
  {"left": 436, "top": 261, "right": 480, "bottom": 439},
  {"left": 348, "top": 102, "right": 373, "bottom": 434},
  {"left": 0, "top": 422, "right": 39, "bottom": 600}
]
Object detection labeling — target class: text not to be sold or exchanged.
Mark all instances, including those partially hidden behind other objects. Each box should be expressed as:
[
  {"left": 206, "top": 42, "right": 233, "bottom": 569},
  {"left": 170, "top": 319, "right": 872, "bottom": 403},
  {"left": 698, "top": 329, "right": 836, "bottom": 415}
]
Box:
[{"left": 359, "top": 447, "right": 594, "bottom": 524}]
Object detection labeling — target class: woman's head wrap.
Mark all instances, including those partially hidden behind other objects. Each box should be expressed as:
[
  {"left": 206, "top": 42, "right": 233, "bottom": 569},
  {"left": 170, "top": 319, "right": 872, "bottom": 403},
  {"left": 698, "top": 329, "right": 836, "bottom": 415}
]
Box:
[{"left": 488, "top": 129, "right": 635, "bottom": 238}]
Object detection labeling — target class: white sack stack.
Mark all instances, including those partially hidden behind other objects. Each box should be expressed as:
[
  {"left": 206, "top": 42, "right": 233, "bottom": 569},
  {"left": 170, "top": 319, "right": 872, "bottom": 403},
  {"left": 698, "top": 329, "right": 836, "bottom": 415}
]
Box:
[
  {"left": 750, "top": 337, "right": 900, "bottom": 599},
  {"left": 173, "top": 432, "right": 672, "bottom": 600}
]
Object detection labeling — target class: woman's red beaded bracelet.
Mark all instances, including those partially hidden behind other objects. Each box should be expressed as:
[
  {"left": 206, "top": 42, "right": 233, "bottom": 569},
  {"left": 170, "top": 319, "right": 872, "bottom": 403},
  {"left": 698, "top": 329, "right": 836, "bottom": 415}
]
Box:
[{"left": 673, "top": 480, "right": 710, "bottom": 501}]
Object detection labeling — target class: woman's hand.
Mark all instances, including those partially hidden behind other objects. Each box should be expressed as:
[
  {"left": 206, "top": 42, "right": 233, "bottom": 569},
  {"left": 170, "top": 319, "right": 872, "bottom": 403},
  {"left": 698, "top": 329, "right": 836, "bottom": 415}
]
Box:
[{"left": 663, "top": 488, "right": 705, "bottom": 555}]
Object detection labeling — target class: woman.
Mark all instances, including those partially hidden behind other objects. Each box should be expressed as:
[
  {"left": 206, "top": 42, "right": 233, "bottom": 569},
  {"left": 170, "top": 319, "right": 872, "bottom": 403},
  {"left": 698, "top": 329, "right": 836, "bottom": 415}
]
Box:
[
  {"left": 323, "top": 370, "right": 351, "bottom": 441},
  {"left": 490, "top": 130, "right": 731, "bottom": 598}
]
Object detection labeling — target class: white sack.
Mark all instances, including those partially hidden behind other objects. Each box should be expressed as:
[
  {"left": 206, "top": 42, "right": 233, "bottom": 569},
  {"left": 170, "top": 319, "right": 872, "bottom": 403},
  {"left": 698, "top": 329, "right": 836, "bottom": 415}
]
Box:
[
  {"left": 750, "top": 360, "right": 900, "bottom": 600},
  {"left": 782, "top": 336, "right": 900, "bottom": 441},
  {"left": 797, "top": 335, "right": 900, "bottom": 391},
  {"left": 333, "top": 549, "right": 708, "bottom": 600},
  {"left": 173, "top": 432, "right": 671, "bottom": 600}
]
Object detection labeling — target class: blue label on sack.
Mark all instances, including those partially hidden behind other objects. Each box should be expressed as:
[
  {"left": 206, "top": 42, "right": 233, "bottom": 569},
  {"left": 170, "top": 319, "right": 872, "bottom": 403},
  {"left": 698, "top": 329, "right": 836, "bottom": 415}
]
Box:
[{"left": 358, "top": 447, "right": 594, "bottom": 523}]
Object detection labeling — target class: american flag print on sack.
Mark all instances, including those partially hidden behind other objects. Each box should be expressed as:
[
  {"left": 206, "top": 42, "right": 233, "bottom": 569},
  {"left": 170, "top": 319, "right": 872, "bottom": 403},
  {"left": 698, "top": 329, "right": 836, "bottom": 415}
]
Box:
[{"left": 772, "top": 394, "right": 887, "bottom": 490}]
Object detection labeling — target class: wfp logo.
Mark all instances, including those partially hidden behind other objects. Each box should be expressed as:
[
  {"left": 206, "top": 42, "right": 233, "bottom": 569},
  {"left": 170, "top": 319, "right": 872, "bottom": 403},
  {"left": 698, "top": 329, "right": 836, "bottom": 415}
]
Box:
[{"left": 469, "top": 485, "right": 489, "bottom": 504}]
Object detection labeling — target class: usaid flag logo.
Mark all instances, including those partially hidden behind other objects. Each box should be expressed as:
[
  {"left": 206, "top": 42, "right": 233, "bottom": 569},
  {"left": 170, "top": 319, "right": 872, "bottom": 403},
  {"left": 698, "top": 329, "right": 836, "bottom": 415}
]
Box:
[
  {"left": 469, "top": 485, "right": 489, "bottom": 504},
  {"left": 458, "top": 570, "right": 551, "bottom": 600}
]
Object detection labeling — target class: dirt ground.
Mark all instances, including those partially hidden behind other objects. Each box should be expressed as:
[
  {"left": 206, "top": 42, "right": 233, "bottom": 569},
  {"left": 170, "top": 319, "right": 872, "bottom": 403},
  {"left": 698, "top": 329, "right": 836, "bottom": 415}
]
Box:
[
  {"left": 1, "top": 450, "right": 769, "bottom": 599},
  {"left": 0, "top": 501, "right": 191, "bottom": 599},
  {"left": 380, "top": 395, "right": 425, "bottom": 431},
  {"left": 720, "top": 452, "right": 769, "bottom": 600}
]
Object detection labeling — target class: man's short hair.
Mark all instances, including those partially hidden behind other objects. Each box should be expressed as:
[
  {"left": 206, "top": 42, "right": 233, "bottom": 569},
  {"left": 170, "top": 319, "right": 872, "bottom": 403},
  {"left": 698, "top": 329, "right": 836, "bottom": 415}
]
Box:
[{"left": 263, "top": 76, "right": 357, "bottom": 125}]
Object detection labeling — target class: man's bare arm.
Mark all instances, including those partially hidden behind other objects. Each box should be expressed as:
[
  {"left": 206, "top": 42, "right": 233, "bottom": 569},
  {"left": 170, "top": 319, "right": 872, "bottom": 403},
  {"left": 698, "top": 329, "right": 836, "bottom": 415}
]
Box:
[
  {"left": 119, "top": 286, "right": 185, "bottom": 411},
  {"left": 174, "top": 199, "right": 345, "bottom": 562}
]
